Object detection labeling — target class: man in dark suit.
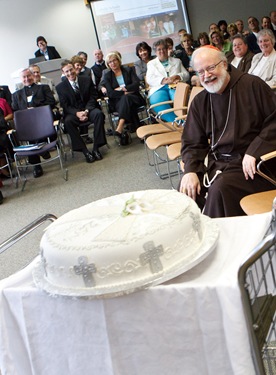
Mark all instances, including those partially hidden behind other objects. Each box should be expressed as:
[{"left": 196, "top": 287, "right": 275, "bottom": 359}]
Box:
[
  {"left": 34, "top": 36, "right": 61, "bottom": 60},
  {"left": 56, "top": 60, "right": 107, "bottom": 163},
  {"left": 246, "top": 17, "right": 261, "bottom": 54},
  {"left": 12, "top": 68, "right": 56, "bottom": 178},
  {"left": 91, "top": 49, "right": 107, "bottom": 91}
]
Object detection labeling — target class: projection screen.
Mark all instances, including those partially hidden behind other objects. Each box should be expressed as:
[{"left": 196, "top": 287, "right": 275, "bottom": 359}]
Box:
[{"left": 90, "top": 0, "right": 191, "bottom": 64}]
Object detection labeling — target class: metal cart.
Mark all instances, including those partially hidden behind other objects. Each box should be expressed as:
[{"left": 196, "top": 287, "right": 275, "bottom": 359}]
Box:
[
  {"left": 0, "top": 214, "right": 57, "bottom": 255},
  {"left": 238, "top": 199, "right": 276, "bottom": 375}
]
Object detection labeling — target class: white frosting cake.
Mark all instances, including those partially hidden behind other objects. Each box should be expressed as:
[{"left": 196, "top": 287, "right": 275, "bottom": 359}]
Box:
[{"left": 34, "top": 189, "right": 219, "bottom": 297}]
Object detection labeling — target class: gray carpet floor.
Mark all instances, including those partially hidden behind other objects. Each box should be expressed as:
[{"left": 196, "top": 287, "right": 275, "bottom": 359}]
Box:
[{"left": 0, "top": 130, "right": 181, "bottom": 279}]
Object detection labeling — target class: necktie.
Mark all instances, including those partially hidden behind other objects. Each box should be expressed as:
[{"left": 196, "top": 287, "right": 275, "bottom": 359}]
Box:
[{"left": 72, "top": 81, "right": 80, "bottom": 93}]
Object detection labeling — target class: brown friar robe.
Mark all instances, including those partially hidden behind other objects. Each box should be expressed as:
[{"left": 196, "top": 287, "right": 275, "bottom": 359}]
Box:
[{"left": 181, "top": 66, "right": 276, "bottom": 218}]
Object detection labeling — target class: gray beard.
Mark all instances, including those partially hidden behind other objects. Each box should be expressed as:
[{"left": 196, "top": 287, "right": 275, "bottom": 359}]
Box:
[{"left": 202, "top": 69, "right": 228, "bottom": 94}]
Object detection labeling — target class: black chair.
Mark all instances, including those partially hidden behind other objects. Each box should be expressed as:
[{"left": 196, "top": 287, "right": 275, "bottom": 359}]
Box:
[{"left": 11, "top": 105, "right": 68, "bottom": 190}]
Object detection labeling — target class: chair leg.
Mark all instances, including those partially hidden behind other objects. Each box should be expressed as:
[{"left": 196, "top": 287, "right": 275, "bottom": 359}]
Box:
[{"left": 56, "top": 144, "right": 68, "bottom": 181}]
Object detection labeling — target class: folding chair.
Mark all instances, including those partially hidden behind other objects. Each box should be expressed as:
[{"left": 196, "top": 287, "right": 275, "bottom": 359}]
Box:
[
  {"left": 166, "top": 142, "right": 183, "bottom": 189},
  {"left": 11, "top": 105, "right": 68, "bottom": 190},
  {"left": 142, "top": 86, "right": 204, "bottom": 181},
  {"left": 0, "top": 149, "right": 14, "bottom": 185},
  {"left": 137, "top": 82, "right": 190, "bottom": 165},
  {"left": 148, "top": 82, "right": 190, "bottom": 124}
]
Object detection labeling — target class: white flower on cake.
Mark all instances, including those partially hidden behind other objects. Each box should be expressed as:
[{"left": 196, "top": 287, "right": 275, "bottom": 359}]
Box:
[{"left": 122, "top": 196, "right": 153, "bottom": 216}]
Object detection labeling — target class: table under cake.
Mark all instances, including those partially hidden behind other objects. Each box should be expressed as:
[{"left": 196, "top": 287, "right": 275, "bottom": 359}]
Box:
[{"left": 0, "top": 213, "right": 272, "bottom": 375}]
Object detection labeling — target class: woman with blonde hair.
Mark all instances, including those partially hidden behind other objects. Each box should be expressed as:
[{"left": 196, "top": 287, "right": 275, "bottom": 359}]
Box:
[{"left": 103, "top": 52, "right": 145, "bottom": 137}]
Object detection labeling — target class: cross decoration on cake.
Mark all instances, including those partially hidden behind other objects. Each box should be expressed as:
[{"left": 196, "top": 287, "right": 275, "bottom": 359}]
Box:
[
  {"left": 190, "top": 212, "right": 203, "bottom": 240},
  {"left": 74, "top": 256, "right": 97, "bottom": 287},
  {"left": 139, "top": 241, "right": 164, "bottom": 274}
]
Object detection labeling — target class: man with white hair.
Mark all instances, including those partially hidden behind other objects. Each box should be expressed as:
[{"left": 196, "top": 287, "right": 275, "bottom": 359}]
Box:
[
  {"left": 179, "top": 46, "right": 276, "bottom": 217},
  {"left": 16, "top": 64, "right": 59, "bottom": 105}
]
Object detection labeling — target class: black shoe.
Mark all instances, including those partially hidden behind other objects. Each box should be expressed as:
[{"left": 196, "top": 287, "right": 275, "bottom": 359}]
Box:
[
  {"left": 92, "top": 150, "right": 103, "bottom": 161},
  {"left": 85, "top": 136, "right": 93, "bottom": 144},
  {"left": 106, "top": 128, "right": 114, "bottom": 136},
  {"left": 114, "top": 131, "right": 122, "bottom": 138},
  {"left": 0, "top": 191, "right": 3, "bottom": 205},
  {"left": 41, "top": 151, "right": 51, "bottom": 160},
  {"left": 33, "top": 165, "right": 43, "bottom": 178},
  {"left": 84, "top": 152, "right": 96, "bottom": 163}
]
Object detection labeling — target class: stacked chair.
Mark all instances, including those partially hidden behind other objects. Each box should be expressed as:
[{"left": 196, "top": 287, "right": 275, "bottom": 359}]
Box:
[
  {"left": 137, "top": 82, "right": 190, "bottom": 166},
  {"left": 138, "top": 85, "right": 204, "bottom": 188}
]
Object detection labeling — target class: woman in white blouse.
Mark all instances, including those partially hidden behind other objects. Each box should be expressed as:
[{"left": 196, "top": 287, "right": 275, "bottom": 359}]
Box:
[
  {"left": 146, "top": 39, "right": 189, "bottom": 122},
  {"left": 248, "top": 29, "right": 276, "bottom": 87}
]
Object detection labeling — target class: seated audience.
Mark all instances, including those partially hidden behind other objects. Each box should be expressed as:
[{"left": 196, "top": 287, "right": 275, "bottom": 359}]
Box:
[
  {"left": 146, "top": 39, "right": 189, "bottom": 123},
  {"left": 270, "top": 10, "right": 276, "bottom": 31},
  {"left": 226, "top": 35, "right": 254, "bottom": 72},
  {"left": 197, "top": 32, "right": 210, "bottom": 47},
  {"left": 235, "top": 19, "right": 249, "bottom": 36},
  {"left": 56, "top": 60, "right": 107, "bottom": 163},
  {"left": 77, "top": 51, "right": 95, "bottom": 81},
  {"left": 177, "top": 33, "right": 196, "bottom": 84},
  {"left": 248, "top": 29, "right": 276, "bottom": 88},
  {"left": 34, "top": 36, "right": 61, "bottom": 60},
  {"left": 71, "top": 55, "right": 94, "bottom": 143},
  {"left": 179, "top": 46, "right": 276, "bottom": 218},
  {"left": 218, "top": 20, "right": 230, "bottom": 40},
  {"left": 164, "top": 37, "right": 174, "bottom": 57},
  {"left": 261, "top": 16, "right": 276, "bottom": 47},
  {"left": 210, "top": 31, "right": 232, "bottom": 54},
  {"left": 246, "top": 17, "right": 261, "bottom": 54},
  {"left": 16, "top": 64, "right": 59, "bottom": 106},
  {"left": 12, "top": 68, "right": 56, "bottom": 178},
  {"left": 91, "top": 49, "right": 107, "bottom": 97},
  {"left": 71, "top": 55, "right": 92, "bottom": 79},
  {"left": 98, "top": 51, "right": 121, "bottom": 97},
  {"left": 103, "top": 52, "right": 145, "bottom": 137},
  {"left": 91, "top": 49, "right": 107, "bottom": 92},
  {"left": 0, "top": 85, "right": 12, "bottom": 106},
  {"left": 209, "top": 23, "right": 219, "bottom": 35},
  {"left": 175, "top": 28, "right": 188, "bottom": 51},
  {"left": 227, "top": 23, "right": 238, "bottom": 40},
  {"left": 0, "top": 98, "right": 13, "bottom": 122},
  {"left": 134, "top": 42, "right": 154, "bottom": 84}
]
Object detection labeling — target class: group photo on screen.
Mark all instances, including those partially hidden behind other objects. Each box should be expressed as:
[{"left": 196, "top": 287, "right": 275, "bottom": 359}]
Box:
[{"left": 91, "top": 0, "right": 190, "bottom": 63}]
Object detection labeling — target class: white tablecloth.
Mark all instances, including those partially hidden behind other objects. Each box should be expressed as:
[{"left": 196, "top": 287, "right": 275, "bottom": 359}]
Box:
[{"left": 0, "top": 213, "right": 272, "bottom": 375}]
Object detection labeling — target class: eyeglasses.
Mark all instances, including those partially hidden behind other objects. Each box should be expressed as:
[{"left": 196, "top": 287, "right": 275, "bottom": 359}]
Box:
[{"left": 195, "top": 60, "right": 223, "bottom": 77}]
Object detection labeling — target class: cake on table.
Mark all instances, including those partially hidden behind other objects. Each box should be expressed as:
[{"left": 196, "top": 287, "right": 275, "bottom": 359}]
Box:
[{"left": 33, "top": 189, "right": 219, "bottom": 297}]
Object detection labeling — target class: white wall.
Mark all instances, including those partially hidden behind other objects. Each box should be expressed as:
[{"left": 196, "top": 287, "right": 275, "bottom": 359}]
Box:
[
  {"left": 0, "top": 0, "right": 98, "bottom": 91},
  {"left": 186, "top": 0, "right": 276, "bottom": 39}
]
